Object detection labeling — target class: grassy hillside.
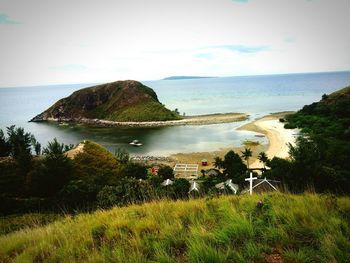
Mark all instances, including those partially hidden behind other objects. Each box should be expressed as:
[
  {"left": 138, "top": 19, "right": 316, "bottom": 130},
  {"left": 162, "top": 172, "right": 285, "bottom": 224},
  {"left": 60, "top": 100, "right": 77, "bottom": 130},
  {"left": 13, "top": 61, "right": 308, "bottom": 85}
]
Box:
[
  {"left": 1, "top": 193, "right": 350, "bottom": 262},
  {"left": 32, "top": 80, "right": 181, "bottom": 122}
]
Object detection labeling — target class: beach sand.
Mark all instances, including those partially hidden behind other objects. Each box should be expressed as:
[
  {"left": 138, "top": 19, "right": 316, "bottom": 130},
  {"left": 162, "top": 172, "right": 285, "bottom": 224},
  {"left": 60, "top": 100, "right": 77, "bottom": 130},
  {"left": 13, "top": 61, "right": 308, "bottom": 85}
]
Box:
[
  {"left": 163, "top": 112, "right": 297, "bottom": 170},
  {"left": 237, "top": 112, "right": 297, "bottom": 168}
]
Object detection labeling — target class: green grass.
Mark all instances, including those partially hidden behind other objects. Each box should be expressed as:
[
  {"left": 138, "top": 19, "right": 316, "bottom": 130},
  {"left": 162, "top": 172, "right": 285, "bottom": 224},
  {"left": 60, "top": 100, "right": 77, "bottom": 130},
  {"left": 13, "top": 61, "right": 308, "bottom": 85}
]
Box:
[
  {"left": 242, "top": 139, "right": 260, "bottom": 146},
  {"left": 0, "top": 214, "right": 62, "bottom": 235},
  {"left": 108, "top": 101, "right": 181, "bottom": 122},
  {"left": 1, "top": 193, "right": 350, "bottom": 262}
]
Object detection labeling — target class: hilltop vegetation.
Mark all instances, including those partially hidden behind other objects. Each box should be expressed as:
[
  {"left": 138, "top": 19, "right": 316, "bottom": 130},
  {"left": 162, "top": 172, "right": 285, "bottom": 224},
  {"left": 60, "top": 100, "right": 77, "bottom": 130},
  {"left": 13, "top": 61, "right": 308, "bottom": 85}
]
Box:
[
  {"left": 1, "top": 194, "right": 350, "bottom": 262},
  {"left": 31, "top": 80, "right": 181, "bottom": 122},
  {"left": 274, "top": 86, "right": 350, "bottom": 193}
]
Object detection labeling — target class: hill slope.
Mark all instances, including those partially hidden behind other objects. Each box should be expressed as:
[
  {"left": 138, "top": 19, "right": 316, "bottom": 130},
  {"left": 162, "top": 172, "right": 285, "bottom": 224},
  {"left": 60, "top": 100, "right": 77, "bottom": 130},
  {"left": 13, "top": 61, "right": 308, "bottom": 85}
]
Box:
[
  {"left": 31, "top": 80, "right": 180, "bottom": 122},
  {"left": 1, "top": 194, "right": 349, "bottom": 262}
]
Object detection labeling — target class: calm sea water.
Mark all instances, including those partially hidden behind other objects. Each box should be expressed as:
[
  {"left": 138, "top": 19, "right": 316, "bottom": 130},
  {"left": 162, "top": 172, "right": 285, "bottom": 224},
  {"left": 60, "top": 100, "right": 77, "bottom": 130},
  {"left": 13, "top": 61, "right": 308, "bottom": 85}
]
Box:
[{"left": 1, "top": 71, "right": 349, "bottom": 155}]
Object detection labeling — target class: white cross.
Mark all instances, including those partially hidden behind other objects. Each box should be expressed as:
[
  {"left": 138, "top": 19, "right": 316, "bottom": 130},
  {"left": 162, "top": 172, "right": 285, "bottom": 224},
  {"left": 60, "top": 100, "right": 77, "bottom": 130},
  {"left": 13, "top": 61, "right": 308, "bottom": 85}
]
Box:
[{"left": 245, "top": 172, "right": 257, "bottom": 195}]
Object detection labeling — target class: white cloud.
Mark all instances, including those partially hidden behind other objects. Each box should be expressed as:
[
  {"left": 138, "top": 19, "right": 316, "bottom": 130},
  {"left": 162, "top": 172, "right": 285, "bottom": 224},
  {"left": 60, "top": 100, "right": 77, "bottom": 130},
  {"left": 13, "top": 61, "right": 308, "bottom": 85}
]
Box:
[{"left": 0, "top": 0, "right": 349, "bottom": 86}]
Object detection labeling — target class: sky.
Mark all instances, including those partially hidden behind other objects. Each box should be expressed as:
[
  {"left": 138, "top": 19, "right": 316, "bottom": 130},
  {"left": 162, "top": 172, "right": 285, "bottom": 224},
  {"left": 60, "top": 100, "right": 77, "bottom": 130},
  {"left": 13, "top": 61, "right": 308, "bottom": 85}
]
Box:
[{"left": 0, "top": 0, "right": 350, "bottom": 87}]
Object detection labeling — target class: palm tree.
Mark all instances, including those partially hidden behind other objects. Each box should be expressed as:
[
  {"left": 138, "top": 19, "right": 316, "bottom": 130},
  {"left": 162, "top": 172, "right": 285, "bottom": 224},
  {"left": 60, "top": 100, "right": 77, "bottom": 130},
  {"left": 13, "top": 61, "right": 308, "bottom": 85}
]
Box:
[
  {"left": 213, "top": 156, "right": 223, "bottom": 169},
  {"left": 241, "top": 148, "right": 252, "bottom": 170},
  {"left": 258, "top": 152, "right": 269, "bottom": 172}
]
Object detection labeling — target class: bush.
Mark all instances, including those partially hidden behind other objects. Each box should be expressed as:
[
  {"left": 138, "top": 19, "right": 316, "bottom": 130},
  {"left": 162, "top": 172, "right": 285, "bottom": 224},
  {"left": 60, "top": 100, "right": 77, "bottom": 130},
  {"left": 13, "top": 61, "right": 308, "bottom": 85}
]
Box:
[
  {"left": 157, "top": 165, "right": 174, "bottom": 180},
  {"left": 121, "top": 162, "right": 148, "bottom": 179}
]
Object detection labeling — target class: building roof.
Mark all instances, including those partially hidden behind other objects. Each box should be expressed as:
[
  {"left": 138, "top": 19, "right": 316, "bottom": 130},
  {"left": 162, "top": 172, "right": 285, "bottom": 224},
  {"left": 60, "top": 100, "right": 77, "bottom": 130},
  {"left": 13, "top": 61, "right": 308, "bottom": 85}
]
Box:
[
  {"left": 242, "top": 177, "right": 280, "bottom": 194},
  {"left": 215, "top": 179, "right": 239, "bottom": 194}
]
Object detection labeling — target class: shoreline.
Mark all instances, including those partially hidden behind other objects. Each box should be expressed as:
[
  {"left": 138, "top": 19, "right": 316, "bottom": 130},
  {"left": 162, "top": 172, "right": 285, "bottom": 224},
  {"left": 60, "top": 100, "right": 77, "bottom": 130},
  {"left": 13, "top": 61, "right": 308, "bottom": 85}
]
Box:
[
  {"left": 30, "top": 112, "right": 249, "bottom": 127},
  {"left": 145, "top": 111, "right": 297, "bottom": 170}
]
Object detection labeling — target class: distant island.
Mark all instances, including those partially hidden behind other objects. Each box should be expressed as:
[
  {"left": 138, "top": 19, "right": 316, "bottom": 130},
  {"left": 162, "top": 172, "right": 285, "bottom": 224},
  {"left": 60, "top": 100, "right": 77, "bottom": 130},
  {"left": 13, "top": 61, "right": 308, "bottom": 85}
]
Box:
[
  {"left": 30, "top": 80, "right": 181, "bottom": 123},
  {"left": 162, "top": 76, "right": 216, "bottom": 80}
]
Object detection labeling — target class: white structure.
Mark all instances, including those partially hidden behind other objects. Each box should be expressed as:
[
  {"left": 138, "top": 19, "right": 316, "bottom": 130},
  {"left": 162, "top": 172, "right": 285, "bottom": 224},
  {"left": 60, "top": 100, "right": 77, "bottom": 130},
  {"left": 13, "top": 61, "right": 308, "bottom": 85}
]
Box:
[
  {"left": 215, "top": 179, "right": 239, "bottom": 194},
  {"left": 189, "top": 181, "right": 200, "bottom": 193},
  {"left": 242, "top": 177, "right": 280, "bottom": 194},
  {"left": 161, "top": 179, "right": 174, "bottom": 186},
  {"left": 245, "top": 172, "right": 257, "bottom": 195},
  {"left": 252, "top": 178, "right": 278, "bottom": 192},
  {"left": 174, "top": 164, "right": 199, "bottom": 179},
  {"left": 204, "top": 168, "right": 220, "bottom": 177}
]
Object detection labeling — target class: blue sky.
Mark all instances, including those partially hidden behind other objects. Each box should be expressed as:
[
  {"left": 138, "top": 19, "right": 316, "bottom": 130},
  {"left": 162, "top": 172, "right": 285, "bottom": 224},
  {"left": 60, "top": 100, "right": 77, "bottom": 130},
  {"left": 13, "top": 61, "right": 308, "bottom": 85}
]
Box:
[{"left": 0, "top": 0, "right": 349, "bottom": 87}]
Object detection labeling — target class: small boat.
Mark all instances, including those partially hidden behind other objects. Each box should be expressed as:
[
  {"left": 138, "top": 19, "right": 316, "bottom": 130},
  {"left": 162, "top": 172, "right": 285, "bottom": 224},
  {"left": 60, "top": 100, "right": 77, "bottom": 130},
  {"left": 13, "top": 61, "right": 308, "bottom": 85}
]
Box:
[
  {"left": 254, "top": 134, "right": 265, "bottom": 138},
  {"left": 129, "top": 140, "right": 143, "bottom": 147}
]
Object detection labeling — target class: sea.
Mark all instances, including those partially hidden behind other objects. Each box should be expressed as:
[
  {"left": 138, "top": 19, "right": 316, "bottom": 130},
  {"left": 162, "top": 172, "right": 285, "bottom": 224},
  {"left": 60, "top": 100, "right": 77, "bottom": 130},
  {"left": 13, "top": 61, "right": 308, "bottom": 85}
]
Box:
[{"left": 1, "top": 71, "right": 350, "bottom": 155}]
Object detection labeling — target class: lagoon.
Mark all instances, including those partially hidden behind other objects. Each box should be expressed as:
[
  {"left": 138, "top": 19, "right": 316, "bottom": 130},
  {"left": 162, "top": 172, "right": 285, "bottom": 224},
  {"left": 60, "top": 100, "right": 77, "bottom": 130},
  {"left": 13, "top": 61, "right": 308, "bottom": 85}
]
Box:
[{"left": 0, "top": 71, "right": 349, "bottom": 155}]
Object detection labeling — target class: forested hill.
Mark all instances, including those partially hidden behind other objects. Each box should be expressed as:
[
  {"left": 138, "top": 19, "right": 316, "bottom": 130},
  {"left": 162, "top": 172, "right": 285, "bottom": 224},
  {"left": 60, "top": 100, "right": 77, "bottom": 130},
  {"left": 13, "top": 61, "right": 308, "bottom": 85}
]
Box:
[
  {"left": 286, "top": 86, "right": 350, "bottom": 138},
  {"left": 30, "top": 80, "right": 181, "bottom": 122},
  {"left": 283, "top": 86, "right": 350, "bottom": 192}
]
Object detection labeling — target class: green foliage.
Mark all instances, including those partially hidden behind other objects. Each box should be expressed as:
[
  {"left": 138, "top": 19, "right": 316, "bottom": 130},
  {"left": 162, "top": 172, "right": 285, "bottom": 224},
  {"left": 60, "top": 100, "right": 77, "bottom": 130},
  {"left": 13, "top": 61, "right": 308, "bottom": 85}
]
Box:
[
  {"left": 42, "top": 149, "right": 73, "bottom": 196},
  {"left": 0, "top": 159, "right": 22, "bottom": 196},
  {"left": 213, "top": 156, "right": 223, "bottom": 169},
  {"left": 217, "top": 150, "right": 247, "bottom": 184},
  {"left": 241, "top": 148, "right": 252, "bottom": 170},
  {"left": 121, "top": 162, "right": 148, "bottom": 180},
  {"left": 0, "top": 129, "right": 11, "bottom": 157},
  {"left": 42, "top": 138, "right": 66, "bottom": 155},
  {"left": 114, "top": 147, "right": 129, "bottom": 164},
  {"left": 1, "top": 194, "right": 349, "bottom": 262},
  {"left": 258, "top": 152, "right": 269, "bottom": 172},
  {"left": 97, "top": 178, "right": 153, "bottom": 208},
  {"left": 171, "top": 178, "right": 191, "bottom": 199},
  {"left": 73, "top": 141, "right": 120, "bottom": 187},
  {"left": 30, "top": 136, "right": 41, "bottom": 156},
  {"left": 277, "top": 86, "right": 350, "bottom": 193},
  {"left": 243, "top": 139, "right": 260, "bottom": 146},
  {"left": 6, "top": 126, "right": 33, "bottom": 176},
  {"left": 37, "top": 80, "right": 182, "bottom": 123},
  {"left": 0, "top": 213, "right": 62, "bottom": 235},
  {"left": 109, "top": 101, "right": 181, "bottom": 122},
  {"left": 157, "top": 165, "right": 174, "bottom": 180}
]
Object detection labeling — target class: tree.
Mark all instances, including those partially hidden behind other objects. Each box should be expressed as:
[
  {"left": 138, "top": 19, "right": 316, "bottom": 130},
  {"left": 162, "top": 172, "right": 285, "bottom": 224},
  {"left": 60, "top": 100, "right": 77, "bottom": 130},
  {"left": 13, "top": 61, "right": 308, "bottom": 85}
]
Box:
[
  {"left": 157, "top": 165, "right": 174, "bottom": 180},
  {"left": 213, "top": 156, "right": 223, "bottom": 169},
  {"left": 6, "top": 126, "right": 33, "bottom": 178},
  {"left": 122, "top": 162, "right": 148, "bottom": 180},
  {"left": 258, "top": 152, "right": 269, "bottom": 172},
  {"left": 0, "top": 129, "right": 11, "bottom": 157},
  {"left": 241, "top": 148, "right": 252, "bottom": 170},
  {"left": 36, "top": 138, "right": 73, "bottom": 197},
  {"left": 34, "top": 142, "right": 41, "bottom": 156},
  {"left": 30, "top": 136, "right": 41, "bottom": 156},
  {"left": 115, "top": 147, "right": 130, "bottom": 164},
  {"left": 222, "top": 150, "right": 247, "bottom": 183},
  {"left": 43, "top": 138, "right": 65, "bottom": 156},
  {"left": 172, "top": 178, "right": 190, "bottom": 199}
]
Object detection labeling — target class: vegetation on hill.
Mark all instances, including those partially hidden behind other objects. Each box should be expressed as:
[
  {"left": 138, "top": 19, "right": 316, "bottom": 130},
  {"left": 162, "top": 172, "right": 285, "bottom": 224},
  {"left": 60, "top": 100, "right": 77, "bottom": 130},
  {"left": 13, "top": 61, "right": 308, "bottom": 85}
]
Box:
[
  {"left": 31, "top": 80, "right": 181, "bottom": 122},
  {"left": 269, "top": 86, "right": 350, "bottom": 193},
  {"left": 1, "top": 193, "right": 349, "bottom": 262}
]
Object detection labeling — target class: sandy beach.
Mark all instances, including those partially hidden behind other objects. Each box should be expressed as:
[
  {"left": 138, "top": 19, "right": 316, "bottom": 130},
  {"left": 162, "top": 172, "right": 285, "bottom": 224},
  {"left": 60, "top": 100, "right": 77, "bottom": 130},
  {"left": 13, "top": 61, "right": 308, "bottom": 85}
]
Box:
[
  {"left": 237, "top": 112, "right": 298, "bottom": 168},
  {"left": 161, "top": 112, "right": 298, "bottom": 170}
]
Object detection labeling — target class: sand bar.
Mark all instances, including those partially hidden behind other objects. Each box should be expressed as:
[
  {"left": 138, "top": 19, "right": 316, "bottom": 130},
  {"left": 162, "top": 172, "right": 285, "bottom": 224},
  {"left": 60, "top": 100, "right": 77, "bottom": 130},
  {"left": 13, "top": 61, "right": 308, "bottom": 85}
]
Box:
[{"left": 41, "top": 113, "right": 248, "bottom": 127}]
